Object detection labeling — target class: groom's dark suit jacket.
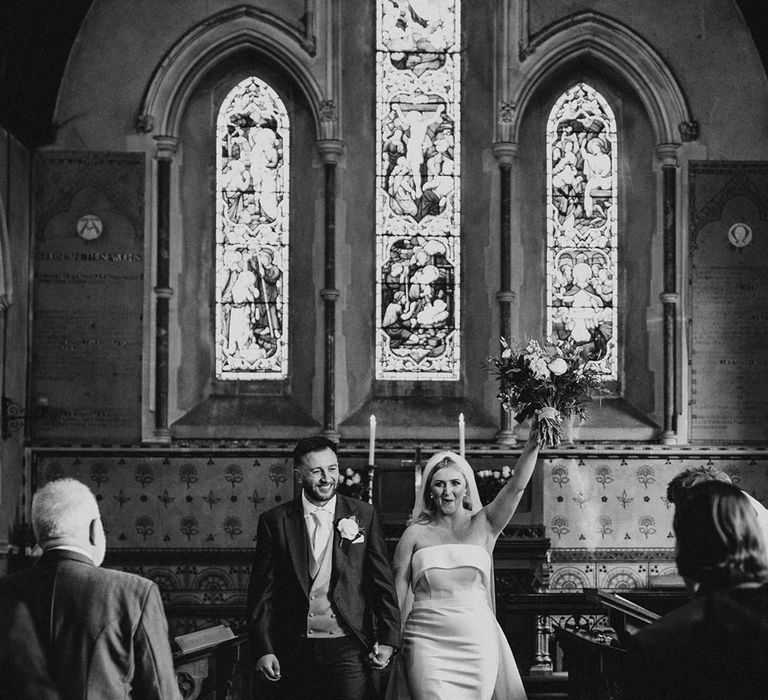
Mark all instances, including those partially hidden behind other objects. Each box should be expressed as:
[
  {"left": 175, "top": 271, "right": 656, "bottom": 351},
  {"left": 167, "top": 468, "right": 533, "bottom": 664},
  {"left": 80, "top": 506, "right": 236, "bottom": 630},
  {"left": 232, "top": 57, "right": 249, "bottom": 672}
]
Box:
[
  {"left": 247, "top": 493, "right": 401, "bottom": 663},
  {"left": 0, "top": 548, "right": 180, "bottom": 700}
]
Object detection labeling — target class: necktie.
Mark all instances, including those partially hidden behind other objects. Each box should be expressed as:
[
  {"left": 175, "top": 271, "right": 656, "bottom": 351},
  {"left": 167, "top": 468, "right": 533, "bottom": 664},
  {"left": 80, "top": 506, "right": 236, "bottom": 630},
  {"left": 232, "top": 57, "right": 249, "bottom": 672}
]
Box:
[{"left": 310, "top": 509, "right": 332, "bottom": 561}]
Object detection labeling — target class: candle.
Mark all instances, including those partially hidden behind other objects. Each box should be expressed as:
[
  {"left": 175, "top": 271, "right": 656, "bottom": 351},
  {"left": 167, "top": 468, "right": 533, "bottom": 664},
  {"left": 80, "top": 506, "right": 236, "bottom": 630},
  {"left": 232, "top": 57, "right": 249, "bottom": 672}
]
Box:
[
  {"left": 368, "top": 414, "right": 376, "bottom": 465},
  {"left": 458, "top": 413, "right": 465, "bottom": 458}
]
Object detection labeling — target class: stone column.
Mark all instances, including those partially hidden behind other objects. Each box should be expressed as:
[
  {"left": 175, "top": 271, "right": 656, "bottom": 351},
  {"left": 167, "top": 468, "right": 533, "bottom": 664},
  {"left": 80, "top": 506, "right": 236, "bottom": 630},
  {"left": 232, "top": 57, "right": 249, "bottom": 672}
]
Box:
[
  {"left": 656, "top": 144, "right": 680, "bottom": 444},
  {"left": 493, "top": 141, "right": 518, "bottom": 445},
  {"left": 317, "top": 139, "right": 343, "bottom": 440},
  {"left": 152, "top": 135, "right": 178, "bottom": 443}
]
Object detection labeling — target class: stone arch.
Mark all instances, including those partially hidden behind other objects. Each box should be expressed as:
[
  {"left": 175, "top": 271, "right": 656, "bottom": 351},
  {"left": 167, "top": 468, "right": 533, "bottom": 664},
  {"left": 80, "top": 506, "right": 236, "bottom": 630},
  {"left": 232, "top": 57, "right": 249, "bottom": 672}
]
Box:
[
  {"left": 508, "top": 12, "right": 692, "bottom": 146},
  {"left": 137, "top": 5, "right": 324, "bottom": 139}
]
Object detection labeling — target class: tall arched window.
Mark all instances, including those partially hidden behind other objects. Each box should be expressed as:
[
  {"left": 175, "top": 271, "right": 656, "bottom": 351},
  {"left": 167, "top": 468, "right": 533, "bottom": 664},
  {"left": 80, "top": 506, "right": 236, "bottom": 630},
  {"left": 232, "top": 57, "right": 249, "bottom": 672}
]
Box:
[
  {"left": 546, "top": 83, "right": 618, "bottom": 382},
  {"left": 215, "top": 77, "right": 289, "bottom": 380},
  {"left": 374, "top": 0, "right": 461, "bottom": 380}
]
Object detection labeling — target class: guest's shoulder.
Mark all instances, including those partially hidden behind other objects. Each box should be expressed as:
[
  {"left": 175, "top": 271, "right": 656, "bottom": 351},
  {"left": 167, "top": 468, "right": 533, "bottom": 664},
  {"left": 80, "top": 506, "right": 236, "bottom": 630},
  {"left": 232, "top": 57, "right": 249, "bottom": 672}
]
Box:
[
  {"left": 630, "top": 596, "right": 704, "bottom": 649},
  {"left": 90, "top": 565, "right": 157, "bottom": 593}
]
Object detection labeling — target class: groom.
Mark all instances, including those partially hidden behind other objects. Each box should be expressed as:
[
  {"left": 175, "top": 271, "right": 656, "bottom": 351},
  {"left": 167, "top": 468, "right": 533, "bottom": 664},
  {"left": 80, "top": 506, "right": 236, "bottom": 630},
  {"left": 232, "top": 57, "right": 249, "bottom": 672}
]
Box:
[{"left": 247, "top": 435, "right": 401, "bottom": 699}]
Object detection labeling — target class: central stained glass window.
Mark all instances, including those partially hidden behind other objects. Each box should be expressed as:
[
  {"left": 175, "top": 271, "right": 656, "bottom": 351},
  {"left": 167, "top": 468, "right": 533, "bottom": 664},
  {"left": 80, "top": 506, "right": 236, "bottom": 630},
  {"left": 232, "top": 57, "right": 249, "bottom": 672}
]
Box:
[
  {"left": 215, "top": 77, "right": 289, "bottom": 380},
  {"left": 375, "top": 0, "right": 461, "bottom": 380}
]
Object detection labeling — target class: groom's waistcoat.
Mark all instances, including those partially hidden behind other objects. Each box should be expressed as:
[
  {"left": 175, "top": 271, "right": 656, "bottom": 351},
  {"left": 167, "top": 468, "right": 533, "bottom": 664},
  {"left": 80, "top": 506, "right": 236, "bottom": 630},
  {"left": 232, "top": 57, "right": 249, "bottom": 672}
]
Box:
[{"left": 306, "top": 533, "right": 347, "bottom": 638}]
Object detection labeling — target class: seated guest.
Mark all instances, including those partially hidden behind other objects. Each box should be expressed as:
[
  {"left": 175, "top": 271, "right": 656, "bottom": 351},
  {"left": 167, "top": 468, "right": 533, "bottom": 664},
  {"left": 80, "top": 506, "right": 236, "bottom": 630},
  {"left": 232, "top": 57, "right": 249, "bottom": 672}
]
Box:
[
  {"left": 0, "top": 478, "right": 180, "bottom": 700},
  {"left": 622, "top": 481, "right": 768, "bottom": 700},
  {"left": 667, "top": 465, "right": 768, "bottom": 546}
]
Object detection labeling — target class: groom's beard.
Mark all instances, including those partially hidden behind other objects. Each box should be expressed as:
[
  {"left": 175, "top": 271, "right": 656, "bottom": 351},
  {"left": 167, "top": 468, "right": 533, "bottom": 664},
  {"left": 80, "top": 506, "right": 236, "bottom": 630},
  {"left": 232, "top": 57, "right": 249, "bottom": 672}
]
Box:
[{"left": 303, "top": 479, "right": 337, "bottom": 503}]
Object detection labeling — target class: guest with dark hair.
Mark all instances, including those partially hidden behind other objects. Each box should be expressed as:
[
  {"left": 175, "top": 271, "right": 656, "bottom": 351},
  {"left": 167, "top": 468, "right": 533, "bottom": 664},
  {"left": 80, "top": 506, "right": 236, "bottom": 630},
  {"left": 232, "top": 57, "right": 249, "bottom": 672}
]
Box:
[
  {"left": 622, "top": 481, "right": 768, "bottom": 699},
  {"left": 666, "top": 465, "right": 768, "bottom": 546},
  {"left": 665, "top": 465, "right": 732, "bottom": 507}
]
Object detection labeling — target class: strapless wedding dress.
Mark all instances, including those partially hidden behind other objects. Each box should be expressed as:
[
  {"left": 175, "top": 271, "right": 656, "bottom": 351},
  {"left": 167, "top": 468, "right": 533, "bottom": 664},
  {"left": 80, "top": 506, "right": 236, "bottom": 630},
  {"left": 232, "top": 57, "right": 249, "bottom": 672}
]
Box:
[{"left": 388, "top": 543, "right": 527, "bottom": 700}]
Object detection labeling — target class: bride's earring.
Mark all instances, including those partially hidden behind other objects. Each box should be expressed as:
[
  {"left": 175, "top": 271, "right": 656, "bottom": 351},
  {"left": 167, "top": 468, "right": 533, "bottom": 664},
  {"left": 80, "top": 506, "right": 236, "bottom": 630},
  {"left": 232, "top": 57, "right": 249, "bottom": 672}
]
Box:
[{"left": 462, "top": 492, "right": 472, "bottom": 510}]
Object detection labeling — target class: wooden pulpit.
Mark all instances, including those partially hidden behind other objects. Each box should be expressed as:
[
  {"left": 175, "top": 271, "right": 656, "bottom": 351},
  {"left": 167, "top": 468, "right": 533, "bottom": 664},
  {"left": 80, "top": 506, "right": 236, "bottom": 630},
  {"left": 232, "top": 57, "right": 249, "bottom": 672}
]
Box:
[{"left": 554, "top": 588, "right": 683, "bottom": 700}]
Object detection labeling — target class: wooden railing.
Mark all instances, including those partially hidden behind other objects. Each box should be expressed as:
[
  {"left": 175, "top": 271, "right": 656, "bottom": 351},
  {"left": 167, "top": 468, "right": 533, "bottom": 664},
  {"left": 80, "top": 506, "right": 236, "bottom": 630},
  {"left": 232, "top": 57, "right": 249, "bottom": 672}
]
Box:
[{"left": 499, "top": 589, "right": 689, "bottom": 699}]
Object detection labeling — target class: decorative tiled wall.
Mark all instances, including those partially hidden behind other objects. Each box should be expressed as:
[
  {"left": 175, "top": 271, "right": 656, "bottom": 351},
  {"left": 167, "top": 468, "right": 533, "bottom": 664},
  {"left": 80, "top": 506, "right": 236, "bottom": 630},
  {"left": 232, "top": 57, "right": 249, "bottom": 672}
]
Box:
[
  {"left": 31, "top": 448, "right": 296, "bottom": 635},
  {"left": 34, "top": 451, "right": 293, "bottom": 548},
  {"left": 28, "top": 446, "right": 768, "bottom": 625},
  {"left": 543, "top": 451, "right": 768, "bottom": 590}
]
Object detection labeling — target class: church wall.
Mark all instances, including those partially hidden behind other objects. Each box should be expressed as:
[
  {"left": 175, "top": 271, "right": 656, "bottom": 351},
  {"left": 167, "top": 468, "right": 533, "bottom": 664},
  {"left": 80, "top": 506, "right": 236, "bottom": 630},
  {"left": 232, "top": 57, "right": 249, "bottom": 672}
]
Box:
[
  {"left": 336, "top": 0, "right": 376, "bottom": 421},
  {"left": 53, "top": 0, "right": 307, "bottom": 151},
  {"left": 46, "top": 0, "right": 768, "bottom": 435},
  {"left": 528, "top": 0, "right": 768, "bottom": 159},
  {"left": 0, "top": 128, "right": 31, "bottom": 574},
  {"left": 544, "top": 449, "right": 768, "bottom": 590},
  {"left": 6, "top": 0, "right": 768, "bottom": 600}
]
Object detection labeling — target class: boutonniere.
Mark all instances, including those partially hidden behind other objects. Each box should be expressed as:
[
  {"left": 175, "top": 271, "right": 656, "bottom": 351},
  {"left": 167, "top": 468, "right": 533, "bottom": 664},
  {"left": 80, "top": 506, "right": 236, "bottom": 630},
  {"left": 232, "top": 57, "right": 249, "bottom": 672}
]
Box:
[{"left": 336, "top": 515, "right": 365, "bottom": 544}]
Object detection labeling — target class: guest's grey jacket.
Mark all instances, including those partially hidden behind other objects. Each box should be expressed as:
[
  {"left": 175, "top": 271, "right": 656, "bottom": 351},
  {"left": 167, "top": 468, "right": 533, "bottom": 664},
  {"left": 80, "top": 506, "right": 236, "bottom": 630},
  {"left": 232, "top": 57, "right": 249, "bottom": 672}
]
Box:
[{"left": 0, "top": 549, "right": 180, "bottom": 700}]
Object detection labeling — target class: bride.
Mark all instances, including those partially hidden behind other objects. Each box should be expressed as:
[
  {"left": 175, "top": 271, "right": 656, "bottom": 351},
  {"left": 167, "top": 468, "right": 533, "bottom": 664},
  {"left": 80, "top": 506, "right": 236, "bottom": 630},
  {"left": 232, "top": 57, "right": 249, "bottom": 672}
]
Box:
[{"left": 387, "top": 424, "right": 540, "bottom": 700}]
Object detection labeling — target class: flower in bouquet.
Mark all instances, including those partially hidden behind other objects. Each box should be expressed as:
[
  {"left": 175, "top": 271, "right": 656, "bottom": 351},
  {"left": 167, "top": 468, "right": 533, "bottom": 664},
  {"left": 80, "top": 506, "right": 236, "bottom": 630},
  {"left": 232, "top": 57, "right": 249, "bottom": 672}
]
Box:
[{"left": 489, "top": 337, "right": 604, "bottom": 447}]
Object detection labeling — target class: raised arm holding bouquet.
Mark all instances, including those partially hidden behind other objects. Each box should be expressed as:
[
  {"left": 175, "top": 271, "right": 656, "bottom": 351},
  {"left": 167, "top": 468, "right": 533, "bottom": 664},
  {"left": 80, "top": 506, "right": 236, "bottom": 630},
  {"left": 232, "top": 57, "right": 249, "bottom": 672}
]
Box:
[{"left": 489, "top": 337, "right": 603, "bottom": 447}]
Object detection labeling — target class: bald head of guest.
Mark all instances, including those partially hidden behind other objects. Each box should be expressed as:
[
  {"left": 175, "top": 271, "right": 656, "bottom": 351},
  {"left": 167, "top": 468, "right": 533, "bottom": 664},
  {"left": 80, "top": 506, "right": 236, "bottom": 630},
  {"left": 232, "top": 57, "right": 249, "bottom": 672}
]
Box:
[{"left": 31, "top": 478, "right": 106, "bottom": 566}]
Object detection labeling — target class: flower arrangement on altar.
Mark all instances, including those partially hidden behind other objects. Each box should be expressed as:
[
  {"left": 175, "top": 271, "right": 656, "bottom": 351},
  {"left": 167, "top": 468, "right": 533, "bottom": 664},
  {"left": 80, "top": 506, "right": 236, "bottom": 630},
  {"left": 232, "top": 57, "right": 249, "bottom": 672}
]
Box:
[
  {"left": 489, "top": 337, "right": 604, "bottom": 447},
  {"left": 475, "top": 465, "right": 513, "bottom": 504},
  {"left": 336, "top": 467, "right": 371, "bottom": 503}
]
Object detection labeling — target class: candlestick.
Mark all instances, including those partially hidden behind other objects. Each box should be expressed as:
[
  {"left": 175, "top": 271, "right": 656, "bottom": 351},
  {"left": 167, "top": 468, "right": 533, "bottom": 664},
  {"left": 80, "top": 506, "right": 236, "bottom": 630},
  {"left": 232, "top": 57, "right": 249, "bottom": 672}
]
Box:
[
  {"left": 368, "top": 414, "right": 376, "bottom": 466},
  {"left": 459, "top": 413, "right": 465, "bottom": 458}
]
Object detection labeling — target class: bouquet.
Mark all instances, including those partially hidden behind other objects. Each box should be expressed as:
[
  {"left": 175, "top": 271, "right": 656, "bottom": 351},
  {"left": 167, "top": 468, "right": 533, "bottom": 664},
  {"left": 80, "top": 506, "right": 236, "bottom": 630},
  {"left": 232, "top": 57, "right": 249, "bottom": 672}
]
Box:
[{"left": 489, "top": 337, "right": 603, "bottom": 446}]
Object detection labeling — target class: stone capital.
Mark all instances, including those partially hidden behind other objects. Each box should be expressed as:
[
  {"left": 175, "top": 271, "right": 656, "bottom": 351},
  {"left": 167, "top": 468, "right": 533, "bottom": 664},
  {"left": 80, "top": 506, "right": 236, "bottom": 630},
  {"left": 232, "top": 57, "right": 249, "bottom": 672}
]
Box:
[
  {"left": 153, "top": 135, "right": 180, "bottom": 159},
  {"left": 654, "top": 143, "right": 680, "bottom": 166},
  {"left": 317, "top": 139, "right": 344, "bottom": 165},
  {"left": 493, "top": 141, "right": 518, "bottom": 165}
]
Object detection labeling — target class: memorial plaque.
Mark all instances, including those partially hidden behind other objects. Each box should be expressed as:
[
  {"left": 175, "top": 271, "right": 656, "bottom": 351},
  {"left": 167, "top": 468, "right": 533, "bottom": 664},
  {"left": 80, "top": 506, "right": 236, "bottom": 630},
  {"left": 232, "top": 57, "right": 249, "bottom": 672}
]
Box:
[
  {"left": 689, "top": 162, "right": 768, "bottom": 442},
  {"left": 31, "top": 153, "right": 144, "bottom": 442}
]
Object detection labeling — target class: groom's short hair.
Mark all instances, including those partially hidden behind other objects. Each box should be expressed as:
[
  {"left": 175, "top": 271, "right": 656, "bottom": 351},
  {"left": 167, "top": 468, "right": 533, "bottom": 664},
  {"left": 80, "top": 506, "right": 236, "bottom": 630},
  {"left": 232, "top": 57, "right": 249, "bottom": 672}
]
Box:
[{"left": 293, "top": 435, "right": 338, "bottom": 469}]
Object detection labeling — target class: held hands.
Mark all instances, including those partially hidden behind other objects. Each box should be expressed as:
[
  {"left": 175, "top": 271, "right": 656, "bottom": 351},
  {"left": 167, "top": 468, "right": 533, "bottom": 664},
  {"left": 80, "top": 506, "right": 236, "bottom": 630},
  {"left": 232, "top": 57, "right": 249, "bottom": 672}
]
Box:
[
  {"left": 368, "top": 642, "right": 394, "bottom": 670},
  {"left": 256, "top": 653, "right": 281, "bottom": 682}
]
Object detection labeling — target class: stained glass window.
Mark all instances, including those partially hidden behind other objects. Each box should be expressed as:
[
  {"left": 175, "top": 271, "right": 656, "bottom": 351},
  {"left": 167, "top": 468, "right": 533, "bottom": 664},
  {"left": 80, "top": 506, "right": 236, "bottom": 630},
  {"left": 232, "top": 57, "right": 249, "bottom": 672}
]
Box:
[
  {"left": 546, "top": 83, "right": 618, "bottom": 381},
  {"left": 375, "top": 0, "right": 461, "bottom": 380},
  {"left": 215, "top": 77, "right": 289, "bottom": 380}
]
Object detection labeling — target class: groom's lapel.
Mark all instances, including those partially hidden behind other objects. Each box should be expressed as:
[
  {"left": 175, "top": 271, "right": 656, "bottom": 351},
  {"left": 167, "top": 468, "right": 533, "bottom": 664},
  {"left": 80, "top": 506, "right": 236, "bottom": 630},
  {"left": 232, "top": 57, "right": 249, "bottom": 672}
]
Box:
[
  {"left": 331, "top": 495, "right": 353, "bottom": 588},
  {"left": 285, "top": 497, "right": 310, "bottom": 598}
]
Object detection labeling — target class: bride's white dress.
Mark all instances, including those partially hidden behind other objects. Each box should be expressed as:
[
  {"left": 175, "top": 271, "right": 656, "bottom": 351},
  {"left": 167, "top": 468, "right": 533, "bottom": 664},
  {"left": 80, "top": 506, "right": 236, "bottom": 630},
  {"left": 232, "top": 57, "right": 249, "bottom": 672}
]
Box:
[{"left": 388, "top": 543, "right": 527, "bottom": 700}]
